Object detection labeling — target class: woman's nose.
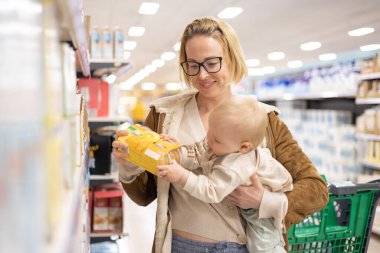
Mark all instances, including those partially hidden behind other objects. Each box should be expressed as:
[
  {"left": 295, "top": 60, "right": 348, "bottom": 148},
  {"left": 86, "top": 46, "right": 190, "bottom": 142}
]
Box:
[{"left": 198, "top": 66, "right": 209, "bottom": 79}]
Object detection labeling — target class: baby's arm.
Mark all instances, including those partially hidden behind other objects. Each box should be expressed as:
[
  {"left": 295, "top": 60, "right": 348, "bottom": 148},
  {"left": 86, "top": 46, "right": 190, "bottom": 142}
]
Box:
[
  {"left": 179, "top": 138, "right": 209, "bottom": 170},
  {"left": 158, "top": 153, "right": 253, "bottom": 203}
]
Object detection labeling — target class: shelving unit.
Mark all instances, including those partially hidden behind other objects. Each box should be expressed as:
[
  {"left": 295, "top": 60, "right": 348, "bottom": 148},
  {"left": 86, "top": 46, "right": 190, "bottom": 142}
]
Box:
[{"left": 257, "top": 91, "right": 356, "bottom": 102}]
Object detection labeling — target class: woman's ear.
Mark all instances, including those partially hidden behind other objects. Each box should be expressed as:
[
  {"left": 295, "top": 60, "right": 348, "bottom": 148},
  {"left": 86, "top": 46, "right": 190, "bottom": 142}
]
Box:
[{"left": 239, "top": 141, "right": 253, "bottom": 154}]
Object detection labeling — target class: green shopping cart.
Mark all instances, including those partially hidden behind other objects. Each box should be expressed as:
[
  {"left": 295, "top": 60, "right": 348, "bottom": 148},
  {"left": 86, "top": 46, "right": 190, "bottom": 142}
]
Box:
[{"left": 288, "top": 180, "right": 380, "bottom": 253}]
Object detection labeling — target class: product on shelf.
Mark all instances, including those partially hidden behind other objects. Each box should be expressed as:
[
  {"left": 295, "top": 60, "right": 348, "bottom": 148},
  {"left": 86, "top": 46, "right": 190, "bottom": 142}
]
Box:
[
  {"left": 101, "top": 26, "right": 113, "bottom": 60},
  {"left": 113, "top": 26, "right": 124, "bottom": 60},
  {"left": 89, "top": 127, "right": 114, "bottom": 175},
  {"left": 117, "top": 123, "right": 181, "bottom": 174},
  {"left": 90, "top": 26, "right": 102, "bottom": 59},
  {"left": 91, "top": 183, "right": 124, "bottom": 233}
]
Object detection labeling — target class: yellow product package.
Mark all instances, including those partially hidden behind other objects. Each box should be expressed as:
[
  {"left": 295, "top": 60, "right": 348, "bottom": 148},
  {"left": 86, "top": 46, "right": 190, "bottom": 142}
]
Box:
[{"left": 117, "top": 124, "right": 180, "bottom": 174}]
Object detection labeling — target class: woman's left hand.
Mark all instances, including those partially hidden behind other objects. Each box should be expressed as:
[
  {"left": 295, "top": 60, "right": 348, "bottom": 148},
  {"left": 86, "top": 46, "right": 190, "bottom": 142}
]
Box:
[{"left": 225, "top": 173, "right": 264, "bottom": 209}]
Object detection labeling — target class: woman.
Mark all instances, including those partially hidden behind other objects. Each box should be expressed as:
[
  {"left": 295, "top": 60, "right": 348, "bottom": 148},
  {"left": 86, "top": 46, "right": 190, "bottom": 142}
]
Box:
[{"left": 112, "top": 16, "right": 328, "bottom": 253}]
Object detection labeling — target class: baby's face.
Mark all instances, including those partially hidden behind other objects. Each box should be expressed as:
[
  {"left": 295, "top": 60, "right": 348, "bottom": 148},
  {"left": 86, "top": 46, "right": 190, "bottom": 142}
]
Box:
[{"left": 207, "top": 118, "right": 241, "bottom": 156}]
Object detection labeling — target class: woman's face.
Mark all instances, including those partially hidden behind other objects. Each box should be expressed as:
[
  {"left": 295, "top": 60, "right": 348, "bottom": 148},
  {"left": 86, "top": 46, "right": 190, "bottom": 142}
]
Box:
[{"left": 185, "top": 35, "right": 231, "bottom": 98}]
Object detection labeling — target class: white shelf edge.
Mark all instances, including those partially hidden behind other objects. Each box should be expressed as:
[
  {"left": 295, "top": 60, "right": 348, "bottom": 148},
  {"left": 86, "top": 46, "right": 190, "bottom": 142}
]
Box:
[
  {"left": 88, "top": 116, "right": 131, "bottom": 123},
  {"left": 257, "top": 91, "right": 356, "bottom": 101},
  {"left": 90, "top": 174, "right": 118, "bottom": 181},
  {"left": 355, "top": 98, "right": 380, "bottom": 104},
  {"left": 90, "top": 232, "right": 128, "bottom": 238},
  {"left": 360, "top": 72, "right": 380, "bottom": 81},
  {"left": 356, "top": 133, "right": 380, "bottom": 141},
  {"left": 90, "top": 59, "right": 130, "bottom": 64}
]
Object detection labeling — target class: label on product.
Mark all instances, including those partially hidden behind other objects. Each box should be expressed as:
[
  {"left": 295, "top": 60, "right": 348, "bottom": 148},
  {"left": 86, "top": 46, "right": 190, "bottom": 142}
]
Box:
[{"left": 144, "top": 148, "right": 160, "bottom": 160}]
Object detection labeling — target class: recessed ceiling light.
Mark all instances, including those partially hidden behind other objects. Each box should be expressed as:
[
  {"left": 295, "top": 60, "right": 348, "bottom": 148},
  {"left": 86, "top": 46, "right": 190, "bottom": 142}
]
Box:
[
  {"left": 267, "top": 52, "right": 285, "bottom": 61},
  {"left": 300, "top": 41, "right": 321, "bottom": 51},
  {"left": 123, "top": 51, "right": 131, "bottom": 60},
  {"left": 246, "top": 59, "right": 260, "bottom": 67},
  {"left": 287, "top": 60, "right": 303, "bottom": 68},
  {"left": 161, "top": 51, "right": 176, "bottom": 61},
  {"left": 123, "top": 41, "right": 137, "bottom": 50},
  {"left": 152, "top": 59, "right": 165, "bottom": 67},
  {"left": 144, "top": 64, "right": 157, "bottom": 73},
  {"left": 173, "top": 42, "right": 181, "bottom": 51},
  {"left": 348, "top": 27, "right": 375, "bottom": 37},
  {"left": 139, "top": 2, "right": 160, "bottom": 15},
  {"left": 217, "top": 7, "right": 243, "bottom": 19},
  {"left": 262, "top": 66, "right": 276, "bottom": 74},
  {"left": 128, "top": 26, "right": 145, "bottom": 37},
  {"left": 141, "top": 82, "right": 156, "bottom": 90},
  {"left": 360, "top": 44, "right": 380, "bottom": 51},
  {"left": 319, "top": 53, "right": 336, "bottom": 61}
]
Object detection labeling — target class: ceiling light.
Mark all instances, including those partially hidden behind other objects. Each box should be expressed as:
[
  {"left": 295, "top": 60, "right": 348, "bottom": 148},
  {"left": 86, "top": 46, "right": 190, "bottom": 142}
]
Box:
[
  {"left": 173, "top": 42, "right": 181, "bottom": 51},
  {"left": 287, "top": 60, "right": 303, "bottom": 68},
  {"left": 300, "top": 41, "right": 321, "bottom": 51},
  {"left": 217, "top": 7, "right": 243, "bottom": 19},
  {"left": 360, "top": 44, "right": 380, "bottom": 51},
  {"left": 128, "top": 26, "right": 145, "bottom": 37},
  {"left": 144, "top": 64, "right": 157, "bottom": 73},
  {"left": 123, "top": 41, "right": 137, "bottom": 50},
  {"left": 348, "top": 27, "right": 375, "bottom": 37},
  {"left": 123, "top": 51, "right": 131, "bottom": 60},
  {"left": 141, "top": 82, "right": 156, "bottom": 90},
  {"left": 166, "top": 82, "right": 180, "bottom": 91},
  {"left": 138, "top": 2, "right": 159, "bottom": 15},
  {"left": 262, "top": 66, "right": 276, "bottom": 74},
  {"left": 152, "top": 59, "right": 165, "bottom": 67},
  {"left": 245, "top": 59, "right": 260, "bottom": 67},
  {"left": 248, "top": 68, "right": 265, "bottom": 76},
  {"left": 267, "top": 52, "right": 285, "bottom": 61},
  {"left": 319, "top": 53, "right": 337, "bottom": 61},
  {"left": 161, "top": 51, "right": 176, "bottom": 61}
]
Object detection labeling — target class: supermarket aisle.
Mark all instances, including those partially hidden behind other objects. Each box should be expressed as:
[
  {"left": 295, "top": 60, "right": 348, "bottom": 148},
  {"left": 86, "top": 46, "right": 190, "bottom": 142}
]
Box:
[{"left": 116, "top": 195, "right": 157, "bottom": 253}]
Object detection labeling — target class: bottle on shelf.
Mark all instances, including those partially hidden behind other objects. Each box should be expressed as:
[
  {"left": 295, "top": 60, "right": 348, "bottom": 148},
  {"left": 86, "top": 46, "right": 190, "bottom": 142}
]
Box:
[
  {"left": 113, "top": 26, "right": 124, "bottom": 60},
  {"left": 102, "top": 26, "right": 113, "bottom": 60},
  {"left": 90, "top": 26, "right": 101, "bottom": 59}
]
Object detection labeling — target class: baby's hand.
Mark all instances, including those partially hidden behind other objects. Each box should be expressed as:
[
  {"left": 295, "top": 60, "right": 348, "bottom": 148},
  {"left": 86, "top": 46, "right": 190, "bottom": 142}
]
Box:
[
  {"left": 160, "top": 134, "right": 179, "bottom": 143},
  {"left": 156, "top": 160, "right": 189, "bottom": 186}
]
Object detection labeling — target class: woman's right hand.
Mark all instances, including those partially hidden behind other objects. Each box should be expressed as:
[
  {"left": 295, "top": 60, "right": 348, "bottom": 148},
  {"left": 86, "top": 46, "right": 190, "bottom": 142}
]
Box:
[{"left": 112, "top": 130, "right": 140, "bottom": 169}]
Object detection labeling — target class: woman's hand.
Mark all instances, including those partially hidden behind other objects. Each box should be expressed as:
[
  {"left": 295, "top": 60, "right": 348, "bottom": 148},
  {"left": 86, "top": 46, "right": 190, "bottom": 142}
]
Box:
[{"left": 225, "top": 173, "right": 264, "bottom": 209}]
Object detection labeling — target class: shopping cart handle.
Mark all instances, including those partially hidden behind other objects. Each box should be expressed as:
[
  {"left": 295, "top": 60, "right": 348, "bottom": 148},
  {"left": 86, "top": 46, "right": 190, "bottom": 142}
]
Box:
[{"left": 328, "top": 179, "right": 380, "bottom": 195}]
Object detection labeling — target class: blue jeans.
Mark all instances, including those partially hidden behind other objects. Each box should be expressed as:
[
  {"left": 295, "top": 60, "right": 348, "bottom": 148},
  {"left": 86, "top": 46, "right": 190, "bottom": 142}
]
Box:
[{"left": 171, "top": 234, "right": 249, "bottom": 253}]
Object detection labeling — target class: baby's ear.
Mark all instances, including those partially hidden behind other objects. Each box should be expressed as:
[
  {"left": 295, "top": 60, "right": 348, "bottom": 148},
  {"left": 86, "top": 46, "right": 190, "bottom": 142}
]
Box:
[{"left": 239, "top": 141, "right": 253, "bottom": 154}]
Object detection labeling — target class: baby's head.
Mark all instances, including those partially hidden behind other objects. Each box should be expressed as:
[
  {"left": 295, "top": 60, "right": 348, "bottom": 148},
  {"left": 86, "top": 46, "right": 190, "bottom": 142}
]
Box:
[{"left": 207, "top": 96, "right": 268, "bottom": 156}]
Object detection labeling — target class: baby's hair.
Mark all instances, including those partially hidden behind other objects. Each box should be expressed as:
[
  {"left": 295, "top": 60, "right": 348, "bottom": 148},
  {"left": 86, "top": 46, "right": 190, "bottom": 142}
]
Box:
[{"left": 209, "top": 96, "right": 268, "bottom": 149}]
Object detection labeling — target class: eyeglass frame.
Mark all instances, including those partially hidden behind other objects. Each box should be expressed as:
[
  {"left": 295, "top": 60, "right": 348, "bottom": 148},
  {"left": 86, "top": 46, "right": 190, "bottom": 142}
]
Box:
[{"left": 180, "top": 57, "right": 223, "bottom": 76}]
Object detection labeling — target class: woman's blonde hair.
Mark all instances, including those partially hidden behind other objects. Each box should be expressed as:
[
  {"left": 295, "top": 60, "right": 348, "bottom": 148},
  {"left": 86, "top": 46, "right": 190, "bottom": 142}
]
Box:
[
  {"left": 179, "top": 16, "right": 247, "bottom": 87},
  {"left": 210, "top": 96, "right": 268, "bottom": 150}
]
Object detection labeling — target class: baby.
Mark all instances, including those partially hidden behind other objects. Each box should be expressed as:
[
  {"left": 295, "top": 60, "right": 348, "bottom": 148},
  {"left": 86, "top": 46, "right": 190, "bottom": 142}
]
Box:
[{"left": 157, "top": 96, "right": 293, "bottom": 253}]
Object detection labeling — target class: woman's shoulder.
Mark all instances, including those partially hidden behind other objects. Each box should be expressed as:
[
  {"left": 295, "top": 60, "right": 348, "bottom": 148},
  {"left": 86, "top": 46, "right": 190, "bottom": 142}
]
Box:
[
  {"left": 257, "top": 101, "right": 280, "bottom": 115},
  {"left": 150, "top": 90, "right": 197, "bottom": 110}
]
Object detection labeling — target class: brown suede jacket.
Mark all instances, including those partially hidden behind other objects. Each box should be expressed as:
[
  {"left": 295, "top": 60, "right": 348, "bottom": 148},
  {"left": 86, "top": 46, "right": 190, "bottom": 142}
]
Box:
[{"left": 121, "top": 98, "right": 329, "bottom": 252}]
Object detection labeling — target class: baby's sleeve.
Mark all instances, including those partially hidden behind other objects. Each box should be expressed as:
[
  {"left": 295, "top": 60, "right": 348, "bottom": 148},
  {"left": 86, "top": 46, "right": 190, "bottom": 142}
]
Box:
[{"left": 180, "top": 138, "right": 208, "bottom": 171}]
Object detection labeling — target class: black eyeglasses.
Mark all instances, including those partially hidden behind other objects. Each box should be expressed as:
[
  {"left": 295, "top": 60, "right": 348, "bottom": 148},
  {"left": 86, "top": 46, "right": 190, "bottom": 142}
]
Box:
[{"left": 181, "top": 57, "right": 222, "bottom": 76}]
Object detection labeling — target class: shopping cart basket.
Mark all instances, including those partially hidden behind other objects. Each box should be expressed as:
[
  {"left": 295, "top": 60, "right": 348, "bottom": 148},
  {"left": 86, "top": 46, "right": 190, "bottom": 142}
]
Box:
[{"left": 288, "top": 180, "right": 380, "bottom": 253}]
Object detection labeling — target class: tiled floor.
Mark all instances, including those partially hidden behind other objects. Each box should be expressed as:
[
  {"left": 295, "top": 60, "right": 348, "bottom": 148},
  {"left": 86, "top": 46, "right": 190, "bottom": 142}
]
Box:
[{"left": 116, "top": 195, "right": 380, "bottom": 253}]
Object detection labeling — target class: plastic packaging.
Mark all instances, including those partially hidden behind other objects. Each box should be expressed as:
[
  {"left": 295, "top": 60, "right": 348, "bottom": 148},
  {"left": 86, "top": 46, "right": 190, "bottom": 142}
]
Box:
[{"left": 117, "top": 123, "right": 181, "bottom": 174}]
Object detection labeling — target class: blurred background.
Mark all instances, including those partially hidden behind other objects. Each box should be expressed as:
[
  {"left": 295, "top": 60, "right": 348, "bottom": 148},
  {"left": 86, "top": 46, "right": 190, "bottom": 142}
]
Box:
[{"left": 1, "top": 0, "right": 380, "bottom": 253}]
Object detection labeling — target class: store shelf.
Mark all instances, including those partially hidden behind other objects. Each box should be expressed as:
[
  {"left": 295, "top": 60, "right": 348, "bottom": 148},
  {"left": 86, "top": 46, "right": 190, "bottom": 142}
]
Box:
[
  {"left": 361, "top": 160, "right": 380, "bottom": 170},
  {"left": 56, "top": 0, "right": 90, "bottom": 76},
  {"left": 90, "top": 232, "right": 128, "bottom": 238},
  {"left": 88, "top": 116, "right": 132, "bottom": 123},
  {"left": 356, "top": 133, "right": 380, "bottom": 141},
  {"left": 360, "top": 72, "right": 380, "bottom": 81},
  {"left": 355, "top": 98, "right": 380, "bottom": 104},
  {"left": 257, "top": 91, "right": 356, "bottom": 101},
  {"left": 90, "top": 174, "right": 118, "bottom": 181}
]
